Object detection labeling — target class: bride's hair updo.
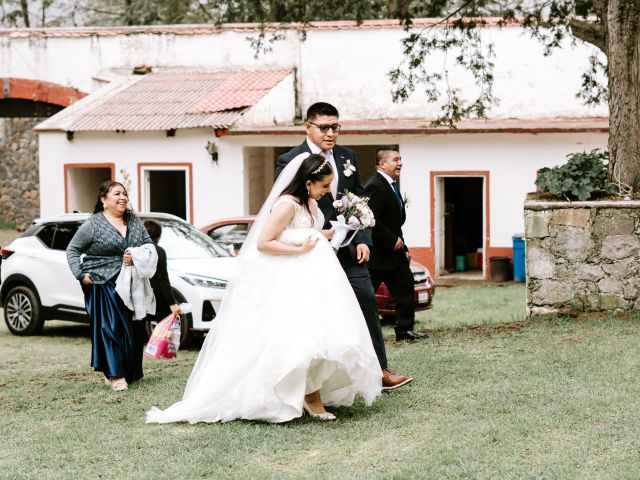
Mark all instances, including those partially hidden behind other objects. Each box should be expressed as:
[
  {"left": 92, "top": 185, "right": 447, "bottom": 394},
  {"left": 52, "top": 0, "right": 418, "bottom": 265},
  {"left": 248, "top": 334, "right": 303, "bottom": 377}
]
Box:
[{"left": 281, "top": 154, "right": 333, "bottom": 211}]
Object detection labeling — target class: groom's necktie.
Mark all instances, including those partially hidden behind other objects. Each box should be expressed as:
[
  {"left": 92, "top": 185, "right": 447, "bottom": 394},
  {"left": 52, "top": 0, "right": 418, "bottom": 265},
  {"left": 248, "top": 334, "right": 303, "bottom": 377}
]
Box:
[
  {"left": 391, "top": 181, "right": 405, "bottom": 216},
  {"left": 322, "top": 150, "right": 338, "bottom": 199}
]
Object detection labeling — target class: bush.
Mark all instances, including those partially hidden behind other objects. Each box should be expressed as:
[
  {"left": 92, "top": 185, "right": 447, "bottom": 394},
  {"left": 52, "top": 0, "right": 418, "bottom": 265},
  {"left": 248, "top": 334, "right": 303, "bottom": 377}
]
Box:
[{"left": 535, "top": 149, "right": 615, "bottom": 201}]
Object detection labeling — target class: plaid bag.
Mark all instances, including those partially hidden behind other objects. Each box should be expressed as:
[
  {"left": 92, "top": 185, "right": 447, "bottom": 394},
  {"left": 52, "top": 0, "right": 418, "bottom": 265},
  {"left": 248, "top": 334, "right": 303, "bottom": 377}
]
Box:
[{"left": 144, "top": 314, "right": 181, "bottom": 359}]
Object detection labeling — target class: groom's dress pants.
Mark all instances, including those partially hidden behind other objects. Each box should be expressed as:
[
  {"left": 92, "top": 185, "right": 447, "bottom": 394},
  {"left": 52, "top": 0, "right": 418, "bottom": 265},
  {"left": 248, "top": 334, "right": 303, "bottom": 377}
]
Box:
[
  {"left": 343, "top": 262, "right": 388, "bottom": 370},
  {"left": 369, "top": 262, "right": 415, "bottom": 334}
]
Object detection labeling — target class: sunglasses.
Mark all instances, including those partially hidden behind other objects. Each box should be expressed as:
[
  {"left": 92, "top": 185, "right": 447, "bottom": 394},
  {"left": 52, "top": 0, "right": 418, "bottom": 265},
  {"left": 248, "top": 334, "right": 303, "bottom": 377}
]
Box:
[{"left": 307, "top": 121, "right": 341, "bottom": 133}]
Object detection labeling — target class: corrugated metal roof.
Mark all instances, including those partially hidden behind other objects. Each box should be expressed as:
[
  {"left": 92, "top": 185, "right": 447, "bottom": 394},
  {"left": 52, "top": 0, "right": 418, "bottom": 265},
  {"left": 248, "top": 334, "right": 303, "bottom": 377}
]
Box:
[{"left": 35, "top": 69, "right": 291, "bottom": 132}]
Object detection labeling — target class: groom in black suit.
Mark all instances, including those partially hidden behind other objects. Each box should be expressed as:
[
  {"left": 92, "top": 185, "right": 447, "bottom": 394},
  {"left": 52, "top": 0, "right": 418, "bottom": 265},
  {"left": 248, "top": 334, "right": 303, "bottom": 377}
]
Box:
[
  {"left": 365, "top": 147, "right": 428, "bottom": 341},
  {"left": 275, "top": 102, "right": 413, "bottom": 390}
]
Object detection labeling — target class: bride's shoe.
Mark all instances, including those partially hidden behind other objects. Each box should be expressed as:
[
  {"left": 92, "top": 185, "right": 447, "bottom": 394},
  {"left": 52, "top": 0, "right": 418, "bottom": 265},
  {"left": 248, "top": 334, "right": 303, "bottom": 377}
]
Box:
[{"left": 303, "top": 401, "right": 336, "bottom": 421}]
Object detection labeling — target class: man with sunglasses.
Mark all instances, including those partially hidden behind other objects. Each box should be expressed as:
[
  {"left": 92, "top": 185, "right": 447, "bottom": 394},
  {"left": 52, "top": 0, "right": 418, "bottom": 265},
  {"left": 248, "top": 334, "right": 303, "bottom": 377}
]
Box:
[{"left": 275, "top": 102, "right": 413, "bottom": 391}]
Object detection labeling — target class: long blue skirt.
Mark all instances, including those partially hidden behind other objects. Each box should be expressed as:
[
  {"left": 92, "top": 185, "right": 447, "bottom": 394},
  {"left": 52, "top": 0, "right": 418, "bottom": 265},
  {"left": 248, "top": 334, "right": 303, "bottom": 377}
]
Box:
[{"left": 82, "top": 277, "right": 146, "bottom": 383}]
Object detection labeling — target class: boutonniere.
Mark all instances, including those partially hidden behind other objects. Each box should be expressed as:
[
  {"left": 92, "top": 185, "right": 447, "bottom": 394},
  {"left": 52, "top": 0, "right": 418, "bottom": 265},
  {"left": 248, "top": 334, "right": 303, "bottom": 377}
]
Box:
[
  {"left": 343, "top": 159, "right": 356, "bottom": 177},
  {"left": 402, "top": 193, "right": 410, "bottom": 208}
]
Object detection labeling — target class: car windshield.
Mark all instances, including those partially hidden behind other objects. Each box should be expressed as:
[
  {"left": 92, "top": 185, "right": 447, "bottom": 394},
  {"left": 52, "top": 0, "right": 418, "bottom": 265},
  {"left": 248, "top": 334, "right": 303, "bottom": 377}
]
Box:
[
  {"left": 209, "top": 222, "right": 253, "bottom": 251},
  {"left": 145, "top": 218, "right": 231, "bottom": 259}
]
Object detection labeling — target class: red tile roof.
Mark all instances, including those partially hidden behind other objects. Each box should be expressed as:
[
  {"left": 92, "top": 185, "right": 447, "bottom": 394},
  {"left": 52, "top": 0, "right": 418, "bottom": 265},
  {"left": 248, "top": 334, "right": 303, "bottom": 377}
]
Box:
[
  {"left": 35, "top": 69, "right": 292, "bottom": 132},
  {"left": 227, "top": 117, "right": 609, "bottom": 135},
  {"left": 192, "top": 70, "right": 294, "bottom": 112},
  {"left": 0, "top": 18, "right": 515, "bottom": 38}
]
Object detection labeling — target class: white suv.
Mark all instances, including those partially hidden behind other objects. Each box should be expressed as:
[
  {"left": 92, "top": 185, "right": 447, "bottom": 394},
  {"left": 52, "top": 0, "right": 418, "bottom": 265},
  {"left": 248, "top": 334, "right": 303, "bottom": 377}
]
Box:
[{"left": 0, "top": 212, "right": 237, "bottom": 345}]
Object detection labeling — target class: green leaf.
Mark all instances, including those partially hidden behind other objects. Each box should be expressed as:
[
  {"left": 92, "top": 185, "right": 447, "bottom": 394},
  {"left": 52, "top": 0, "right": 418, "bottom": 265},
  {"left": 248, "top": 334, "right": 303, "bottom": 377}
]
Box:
[{"left": 535, "top": 149, "right": 614, "bottom": 200}]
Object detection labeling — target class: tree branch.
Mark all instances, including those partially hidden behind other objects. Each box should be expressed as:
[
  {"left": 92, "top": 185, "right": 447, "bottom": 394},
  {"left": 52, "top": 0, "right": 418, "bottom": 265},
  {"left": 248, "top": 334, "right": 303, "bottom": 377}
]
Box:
[
  {"left": 78, "top": 5, "right": 124, "bottom": 18},
  {"left": 196, "top": 1, "right": 215, "bottom": 22},
  {"left": 416, "top": 0, "right": 478, "bottom": 31},
  {"left": 592, "top": 0, "right": 608, "bottom": 26},
  {"left": 20, "top": 0, "right": 29, "bottom": 27},
  {"left": 570, "top": 17, "right": 607, "bottom": 54}
]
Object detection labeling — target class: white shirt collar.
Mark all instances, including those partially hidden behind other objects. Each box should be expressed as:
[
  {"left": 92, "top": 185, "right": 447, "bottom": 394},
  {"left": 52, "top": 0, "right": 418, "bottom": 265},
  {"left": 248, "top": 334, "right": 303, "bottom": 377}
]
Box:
[
  {"left": 306, "top": 137, "right": 332, "bottom": 156},
  {"left": 377, "top": 169, "right": 396, "bottom": 185}
]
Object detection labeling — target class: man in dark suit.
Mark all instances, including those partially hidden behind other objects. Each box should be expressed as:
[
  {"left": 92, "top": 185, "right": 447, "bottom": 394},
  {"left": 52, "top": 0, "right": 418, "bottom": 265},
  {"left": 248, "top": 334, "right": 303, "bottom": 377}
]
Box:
[
  {"left": 275, "top": 102, "right": 413, "bottom": 391},
  {"left": 365, "top": 147, "right": 428, "bottom": 341}
]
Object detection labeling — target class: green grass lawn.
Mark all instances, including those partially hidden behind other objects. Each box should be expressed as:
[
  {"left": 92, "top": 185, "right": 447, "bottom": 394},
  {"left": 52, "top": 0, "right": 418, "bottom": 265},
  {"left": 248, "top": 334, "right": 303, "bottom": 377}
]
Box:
[
  {"left": 415, "top": 284, "right": 526, "bottom": 330},
  {"left": 2, "top": 285, "right": 640, "bottom": 479}
]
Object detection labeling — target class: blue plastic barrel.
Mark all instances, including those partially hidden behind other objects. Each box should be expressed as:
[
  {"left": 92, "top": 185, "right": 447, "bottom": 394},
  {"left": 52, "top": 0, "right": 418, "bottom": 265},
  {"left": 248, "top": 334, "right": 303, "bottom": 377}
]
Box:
[
  {"left": 454, "top": 255, "right": 466, "bottom": 272},
  {"left": 512, "top": 234, "right": 526, "bottom": 282}
]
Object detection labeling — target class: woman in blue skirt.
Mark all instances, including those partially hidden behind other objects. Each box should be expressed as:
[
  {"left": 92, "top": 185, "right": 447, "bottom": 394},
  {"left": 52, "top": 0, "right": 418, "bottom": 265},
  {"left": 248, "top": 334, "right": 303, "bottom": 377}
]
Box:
[{"left": 67, "top": 181, "right": 153, "bottom": 391}]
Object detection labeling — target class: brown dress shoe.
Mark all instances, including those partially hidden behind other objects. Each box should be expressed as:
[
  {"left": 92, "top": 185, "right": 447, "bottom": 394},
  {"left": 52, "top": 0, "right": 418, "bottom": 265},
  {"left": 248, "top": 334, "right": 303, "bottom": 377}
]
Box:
[{"left": 381, "top": 368, "right": 413, "bottom": 391}]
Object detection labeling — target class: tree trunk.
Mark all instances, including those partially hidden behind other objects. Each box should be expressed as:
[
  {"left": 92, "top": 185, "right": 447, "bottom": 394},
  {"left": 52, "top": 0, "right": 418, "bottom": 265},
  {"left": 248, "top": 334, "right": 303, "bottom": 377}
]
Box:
[
  {"left": 269, "top": 0, "right": 286, "bottom": 22},
  {"left": 20, "top": 0, "right": 29, "bottom": 27},
  {"left": 388, "top": 0, "right": 409, "bottom": 18},
  {"left": 607, "top": 0, "right": 640, "bottom": 190},
  {"left": 124, "top": 0, "right": 135, "bottom": 26}
]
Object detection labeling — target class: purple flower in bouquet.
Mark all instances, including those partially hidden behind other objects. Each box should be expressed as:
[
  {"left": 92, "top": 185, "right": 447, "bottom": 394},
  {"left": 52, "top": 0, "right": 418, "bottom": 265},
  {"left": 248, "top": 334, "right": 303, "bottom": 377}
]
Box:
[{"left": 333, "top": 191, "right": 375, "bottom": 229}]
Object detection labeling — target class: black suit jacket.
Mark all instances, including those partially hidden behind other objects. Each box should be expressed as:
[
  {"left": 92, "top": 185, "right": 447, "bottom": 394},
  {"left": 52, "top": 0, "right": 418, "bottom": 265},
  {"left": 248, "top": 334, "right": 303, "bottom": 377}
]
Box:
[
  {"left": 149, "top": 244, "right": 176, "bottom": 320},
  {"left": 365, "top": 171, "right": 409, "bottom": 271},
  {"left": 275, "top": 141, "right": 372, "bottom": 266}
]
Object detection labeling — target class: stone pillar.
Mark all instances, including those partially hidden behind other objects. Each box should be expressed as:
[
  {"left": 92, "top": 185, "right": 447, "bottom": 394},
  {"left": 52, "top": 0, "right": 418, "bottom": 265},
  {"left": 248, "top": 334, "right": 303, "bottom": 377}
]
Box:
[
  {"left": 525, "top": 200, "right": 640, "bottom": 316},
  {"left": 0, "top": 118, "right": 42, "bottom": 230}
]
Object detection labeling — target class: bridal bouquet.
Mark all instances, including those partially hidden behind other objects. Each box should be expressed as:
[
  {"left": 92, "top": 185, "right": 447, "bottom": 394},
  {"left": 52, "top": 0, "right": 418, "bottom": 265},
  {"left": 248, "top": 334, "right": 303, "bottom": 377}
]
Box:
[{"left": 330, "top": 191, "right": 376, "bottom": 250}]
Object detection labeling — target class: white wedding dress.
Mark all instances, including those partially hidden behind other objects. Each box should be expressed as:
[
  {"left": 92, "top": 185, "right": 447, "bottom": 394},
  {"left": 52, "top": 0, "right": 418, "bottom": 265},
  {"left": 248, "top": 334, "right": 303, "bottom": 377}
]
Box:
[{"left": 147, "top": 196, "right": 382, "bottom": 424}]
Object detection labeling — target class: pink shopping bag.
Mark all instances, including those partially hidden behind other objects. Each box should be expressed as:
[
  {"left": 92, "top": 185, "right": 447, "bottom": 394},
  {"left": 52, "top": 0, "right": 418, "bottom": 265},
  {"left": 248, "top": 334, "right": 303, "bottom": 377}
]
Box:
[{"left": 144, "top": 314, "right": 181, "bottom": 359}]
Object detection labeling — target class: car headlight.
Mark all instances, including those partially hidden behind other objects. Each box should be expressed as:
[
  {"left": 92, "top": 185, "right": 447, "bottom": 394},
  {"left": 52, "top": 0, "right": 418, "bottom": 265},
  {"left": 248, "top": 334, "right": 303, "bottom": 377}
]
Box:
[{"left": 179, "top": 273, "right": 228, "bottom": 289}]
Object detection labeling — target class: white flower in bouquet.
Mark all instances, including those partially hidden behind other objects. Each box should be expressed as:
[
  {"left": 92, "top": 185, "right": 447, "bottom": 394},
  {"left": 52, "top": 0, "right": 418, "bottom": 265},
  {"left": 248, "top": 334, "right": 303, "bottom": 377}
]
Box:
[{"left": 329, "top": 191, "right": 376, "bottom": 249}]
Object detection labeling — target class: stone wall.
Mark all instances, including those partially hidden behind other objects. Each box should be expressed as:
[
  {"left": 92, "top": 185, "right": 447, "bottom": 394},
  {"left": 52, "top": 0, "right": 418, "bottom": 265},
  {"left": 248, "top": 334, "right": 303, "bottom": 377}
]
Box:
[
  {"left": 525, "top": 200, "right": 640, "bottom": 316},
  {"left": 0, "top": 118, "right": 42, "bottom": 229}
]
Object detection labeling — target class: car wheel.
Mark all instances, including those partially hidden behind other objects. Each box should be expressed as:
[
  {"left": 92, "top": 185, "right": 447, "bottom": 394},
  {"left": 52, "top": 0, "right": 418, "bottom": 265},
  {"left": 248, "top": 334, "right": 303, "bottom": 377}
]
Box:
[
  {"left": 3, "top": 285, "right": 44, "bottom": 336},
  {"left": 144, "top": 291, "right": 193, "bottom": 348}
]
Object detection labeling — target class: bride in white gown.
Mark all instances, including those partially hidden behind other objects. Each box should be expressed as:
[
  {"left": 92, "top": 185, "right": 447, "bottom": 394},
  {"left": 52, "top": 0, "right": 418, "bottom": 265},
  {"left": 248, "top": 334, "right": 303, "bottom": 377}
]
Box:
[{"left": 146, "top": 153, "right": 382, "bottom": 423}]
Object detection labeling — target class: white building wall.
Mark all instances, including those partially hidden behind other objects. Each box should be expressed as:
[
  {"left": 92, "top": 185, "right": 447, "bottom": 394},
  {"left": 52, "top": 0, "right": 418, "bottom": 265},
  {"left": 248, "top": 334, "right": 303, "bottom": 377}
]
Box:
[
  {"left": 399, "top": 131, "right": 609, "bottom": 248},
  {"left": 204, "top": 130, "right": 608, "bottom": 247},
  {"left": 2, "top": 24, "right": 606, "bottom": 121},
  {"left": 235, "top": 73, "right": 296, "bottom": 127},
  {"left": 40, "top": 126, "right": 608, "bottom": 255},
  {"left": 39, "top": 129, "right": 245, "bottom": 227},
  {"left": 0, "top": 30, "right": 300, "bottom": 95},
  {"left": 39, "top": 132, "right": 72, "bottom": 217},
  {"left": 299, "top": 27, "right": 606, "bottom": 120}
]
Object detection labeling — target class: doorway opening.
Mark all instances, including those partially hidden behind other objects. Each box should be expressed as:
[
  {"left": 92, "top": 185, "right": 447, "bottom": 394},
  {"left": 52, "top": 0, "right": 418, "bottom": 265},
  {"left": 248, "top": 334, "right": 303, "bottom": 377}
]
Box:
[
  {"left": 65, "top": 164, "right": 114, "bottom": 213},
  {"left": 433, "top": 174, "right": 487, "bottom": 280},
  {"left": 245, "top": 147, "right": 278, "bottom": 215},
  {"left": 139, "top": 164, "right": 192, "bottom": 222}
]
